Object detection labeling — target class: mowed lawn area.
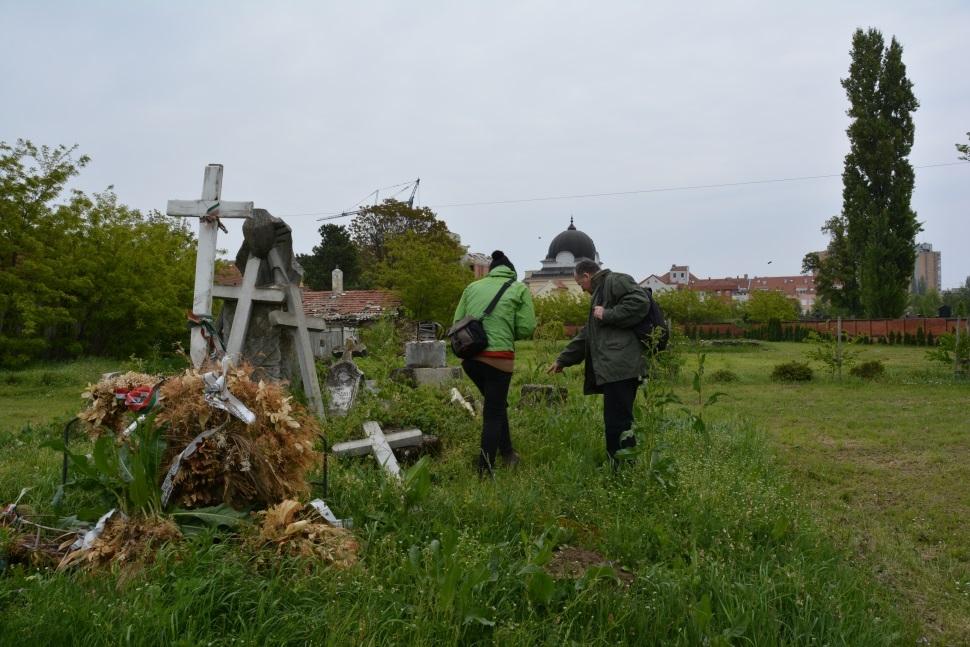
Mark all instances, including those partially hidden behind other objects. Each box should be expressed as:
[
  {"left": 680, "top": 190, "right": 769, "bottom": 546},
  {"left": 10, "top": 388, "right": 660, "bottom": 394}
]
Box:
[{"left": 671, "top": 341, "right": 970, "bottom": 642}]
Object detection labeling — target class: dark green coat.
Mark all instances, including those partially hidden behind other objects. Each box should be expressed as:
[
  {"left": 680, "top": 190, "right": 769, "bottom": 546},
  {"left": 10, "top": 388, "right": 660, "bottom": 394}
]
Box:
[{"left": 556, "top": 270, "right": 650, "bottom": 394}]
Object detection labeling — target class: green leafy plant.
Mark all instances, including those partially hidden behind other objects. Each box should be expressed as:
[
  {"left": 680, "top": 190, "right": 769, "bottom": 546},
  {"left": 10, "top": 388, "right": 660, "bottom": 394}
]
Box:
[
  {"left": 707, "top": 368, "right": 740, "bottom": 383},
  {"left": 849, "top": 360, "right": 885, "bottom": 380},
  {"left": 926, "top": 331, "right": 970, "bottom": 375},
  {"left": 771, "top": 361, "right": 814, "bottom": 382},
  {"left": 682, "top": 352, "right": 728, "bottom": 443},
  {"left": 43, "top": 415, "right": 166, "bottom": 518},
  {"left": 804, "top": 331, "right": 863, "bottom": 378}
]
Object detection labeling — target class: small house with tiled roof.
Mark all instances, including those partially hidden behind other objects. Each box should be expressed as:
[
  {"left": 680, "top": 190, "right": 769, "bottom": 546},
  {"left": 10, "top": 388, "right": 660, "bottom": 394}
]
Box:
[{"left": 214, "top": 263, "right": 401, "bottom": 357}]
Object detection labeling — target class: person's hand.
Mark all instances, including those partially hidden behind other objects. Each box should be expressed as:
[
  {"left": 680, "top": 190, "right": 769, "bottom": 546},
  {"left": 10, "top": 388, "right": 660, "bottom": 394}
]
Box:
[
  {"left": 547, "top": 362, "right": 563, "bottom": 374},
  {"left": 592, "top": 305, "right": 605, "bottom": 320}
]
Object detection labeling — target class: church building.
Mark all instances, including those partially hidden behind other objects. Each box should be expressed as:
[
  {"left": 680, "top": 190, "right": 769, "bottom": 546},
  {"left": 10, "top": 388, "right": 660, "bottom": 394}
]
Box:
[{"left": 523, "top": 218, "right": 601, "bottom": 297}]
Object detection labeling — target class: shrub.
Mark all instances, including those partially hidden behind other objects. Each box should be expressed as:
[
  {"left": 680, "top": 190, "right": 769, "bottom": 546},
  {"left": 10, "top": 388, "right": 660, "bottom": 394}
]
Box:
[
  {"left": 849, "top": 360, "right": 885, "bottom": 380},
  {"left": 771, "top": 361, "right": 813, "bottom": 382},
  {"left": 708, "top": 368, "right": 740, "bottom": 383}
]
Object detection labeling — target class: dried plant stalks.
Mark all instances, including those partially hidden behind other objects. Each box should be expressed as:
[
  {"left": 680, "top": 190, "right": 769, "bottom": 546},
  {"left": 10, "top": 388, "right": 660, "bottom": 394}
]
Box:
[
  {"left": 57, "top": 515, "right": 182, "bottom": 572},
  {"left": 251, "top": 500, "right": 359, "bottom": 568},
  {"left": 75, "top": 366, "right": 323, "bottom": 510}
]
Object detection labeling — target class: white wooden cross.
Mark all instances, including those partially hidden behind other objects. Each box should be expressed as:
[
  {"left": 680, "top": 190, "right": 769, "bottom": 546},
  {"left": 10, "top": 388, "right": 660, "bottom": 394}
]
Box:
[
  {"left": 359, "top": 421, "right": 404, "bottom": 480},
  {"left": 167, "top": 164, "right": 253, "bottom": 368}
]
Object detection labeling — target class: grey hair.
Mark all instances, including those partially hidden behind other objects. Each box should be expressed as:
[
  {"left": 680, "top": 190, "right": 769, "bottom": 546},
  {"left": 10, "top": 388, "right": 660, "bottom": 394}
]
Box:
[{"left": 573, "top": 259, "right": 601, "bottom": 277}]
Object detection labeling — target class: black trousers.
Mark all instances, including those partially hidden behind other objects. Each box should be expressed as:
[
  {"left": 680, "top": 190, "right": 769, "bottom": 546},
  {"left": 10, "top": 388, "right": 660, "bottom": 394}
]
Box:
[
  {"left": 461, "top": 359, "right": 513, "bottom": 469},
  {"left": 601, "top": 378, "right": 640, "bottom": 460}
]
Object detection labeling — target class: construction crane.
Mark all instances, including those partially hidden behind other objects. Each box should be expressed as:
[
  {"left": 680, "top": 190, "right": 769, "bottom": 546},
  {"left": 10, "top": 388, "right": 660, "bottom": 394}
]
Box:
[{"left": 317, "top": 178, "right": 420, "bottom": 222}]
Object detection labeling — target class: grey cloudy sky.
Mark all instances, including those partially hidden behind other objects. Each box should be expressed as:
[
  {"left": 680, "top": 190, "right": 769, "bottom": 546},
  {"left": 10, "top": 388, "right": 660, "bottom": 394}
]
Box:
[{"left": 3, "top": 1, "right": 968, "bottom": 287}]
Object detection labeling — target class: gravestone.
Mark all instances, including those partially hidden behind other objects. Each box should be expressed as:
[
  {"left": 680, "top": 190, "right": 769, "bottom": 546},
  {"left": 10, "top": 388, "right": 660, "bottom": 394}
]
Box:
[
  {"left": 325, "top": 348, "right": 364, "bottom": 417},
  {"left": 405, "top": 340, "right": 447, "bottom": 369}
]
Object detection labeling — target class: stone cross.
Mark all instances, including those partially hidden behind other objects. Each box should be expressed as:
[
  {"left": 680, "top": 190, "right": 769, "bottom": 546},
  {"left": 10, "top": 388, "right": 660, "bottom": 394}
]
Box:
[{"left": 167, "top": 164, "right": 253, "bottom": 368}]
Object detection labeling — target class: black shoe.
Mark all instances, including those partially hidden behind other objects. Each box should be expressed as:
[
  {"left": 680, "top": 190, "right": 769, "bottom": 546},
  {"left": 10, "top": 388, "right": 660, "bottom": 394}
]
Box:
[{"left": 501, "top": 451, "right": 521, "bottom": 468}]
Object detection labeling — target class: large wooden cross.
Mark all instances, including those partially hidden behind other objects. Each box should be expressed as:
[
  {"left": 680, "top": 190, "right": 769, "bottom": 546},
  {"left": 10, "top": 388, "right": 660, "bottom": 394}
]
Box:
[{"left": 167, "top": 164, "right": 253, "bottom": 368}]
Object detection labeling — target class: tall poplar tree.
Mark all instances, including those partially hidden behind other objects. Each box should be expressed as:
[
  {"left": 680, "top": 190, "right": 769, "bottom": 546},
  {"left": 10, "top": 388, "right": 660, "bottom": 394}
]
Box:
[{"left": 807, "top": 29, "right": 920, "bottom": 317}]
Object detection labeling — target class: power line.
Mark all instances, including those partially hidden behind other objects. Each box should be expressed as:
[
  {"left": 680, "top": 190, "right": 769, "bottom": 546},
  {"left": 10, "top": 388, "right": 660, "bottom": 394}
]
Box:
[{"left": 275, "top": 161, "right": 969, "bottom": 218}]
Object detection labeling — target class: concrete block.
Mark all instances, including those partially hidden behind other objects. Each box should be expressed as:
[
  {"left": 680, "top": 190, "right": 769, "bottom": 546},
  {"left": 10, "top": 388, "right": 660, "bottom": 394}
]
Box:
[
  {"left": 391, "top": 366, "right": 463, "bottom": 387},
  {"left": 405, "top": 340, "right": 447, "bottom": 368}
]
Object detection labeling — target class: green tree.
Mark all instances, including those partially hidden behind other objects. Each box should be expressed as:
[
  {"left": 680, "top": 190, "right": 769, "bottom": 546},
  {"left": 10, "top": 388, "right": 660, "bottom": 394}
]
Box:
[
  {"left": 808, "top": 29, "right": 920, "bottom": 318},
  {"left": 348, "top": 199, "right": 449, "bottom": 278},
  {"left": 372, "top": 229, "right": 472, "bottom": 325},
  {"left": 297, "top": 223, "right": 360, "bottom": 290},
  {"left": 909, "top": 289, "right": 942, "bottom": 317},
  {"left": 957, "top": 131, "right": 969, "bottom": 161},
  {"left": 743, "top": 290, "right": 800, "bottom": 322},
  {"left": 0, "top": 140, "right": 195, "bottom": 366},
  {"left": 533, "top": 291, "right": 590, "bottom": 327},
  {"left": 655, "top": 289, "right": 732, "bottom": 325}
]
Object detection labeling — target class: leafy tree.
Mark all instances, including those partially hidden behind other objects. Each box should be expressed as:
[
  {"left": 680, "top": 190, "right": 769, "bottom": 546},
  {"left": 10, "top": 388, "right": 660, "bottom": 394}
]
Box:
[
  {"left": 743, "top": 290, "right": 800, "bottom": 322},
  {"left": 297, "top": 223, "right": 360, "bottom": 290},
  {"left": 533, "top": 291, "right": 590, "bottom": 327},
  {"left": 655, "top": 289, "right": 733, "bottom": 325},
  {"left": 0, "top": 139, "right": 195, "bottom": 366},
  {"left": 371, "top": 229, "right": 472, "bottom": 325},
  {"left": 808, "top": 29, "right": 920, "bottom": 318},
  {"left": 348, "top": 199, "right": 449, "bottom": 279},
  {"left": 942, "top": 276, "right": 970, "bottom": 317},
  {"left": 909, "top": 289, "right": 942, "bottom": 317},
  {"left": 957, "top": 131, "right": 970, "bottom": 161}
]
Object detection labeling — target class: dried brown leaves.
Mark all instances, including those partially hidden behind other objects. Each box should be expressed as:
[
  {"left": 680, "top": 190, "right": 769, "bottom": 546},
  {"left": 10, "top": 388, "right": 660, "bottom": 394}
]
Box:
[
  {"left": 251, "top": 500, "right": 359, "bottom": 568},
  {"left": 77, "top": 372, "right": 155, "bottom": 437},
  {"left": 154, "top": 368, "right": 322, "bottom": 510},
  {"left": 57, "top": 515, "right": 182, "bottom": 572},
  {"left": 74, "top": 365, "right": 323, "bottom": 511}
]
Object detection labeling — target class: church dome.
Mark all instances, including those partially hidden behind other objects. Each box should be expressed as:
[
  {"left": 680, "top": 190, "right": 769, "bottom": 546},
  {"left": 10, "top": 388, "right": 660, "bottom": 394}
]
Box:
[{"left": 545, "top": 218, "right": 597, "bottom": 262}]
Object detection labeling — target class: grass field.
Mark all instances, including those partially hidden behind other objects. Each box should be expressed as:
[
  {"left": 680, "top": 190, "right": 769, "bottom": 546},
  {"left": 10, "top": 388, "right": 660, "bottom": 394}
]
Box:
[
  {"left": 674, "top": 341, "right": 970, "bottom": 643},
  {"left": 0, "top": 339, "right": 966, "bottom": 644}
]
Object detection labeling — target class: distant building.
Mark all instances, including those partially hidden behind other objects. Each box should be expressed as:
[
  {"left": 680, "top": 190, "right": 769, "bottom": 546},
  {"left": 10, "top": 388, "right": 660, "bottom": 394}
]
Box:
[
  {"left": 639, "top": 263, "right": 817, "bottom": 313},
  {"left": 638, "top": 265, "right": 697, "bottom": 295},
  {"left": 524, "top": 218, "right": 600, "bottom": 296},
  {"left": 911, "top": 243, "right": 941, "bottom": 294},
  {"left": 462, "top": 252, "right": 492, "bottom": 279}
]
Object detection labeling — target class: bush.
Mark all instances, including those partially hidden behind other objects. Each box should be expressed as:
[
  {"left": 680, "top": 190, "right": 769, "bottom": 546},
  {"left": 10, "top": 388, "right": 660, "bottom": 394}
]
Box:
[
  {"left": 708, "top": 368, "right": 740, "bottom": 383},
  {"left": 771, "top": 361, "right": 813, "bottom": 382},
  {"left": 849, "top": 360, "right": 885, "bottom": 380}
]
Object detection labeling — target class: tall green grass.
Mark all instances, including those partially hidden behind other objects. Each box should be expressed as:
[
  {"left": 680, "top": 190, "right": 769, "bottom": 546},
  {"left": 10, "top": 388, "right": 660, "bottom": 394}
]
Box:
[{"left": 0, "top": 348, "right": 912, "bottom": 645}]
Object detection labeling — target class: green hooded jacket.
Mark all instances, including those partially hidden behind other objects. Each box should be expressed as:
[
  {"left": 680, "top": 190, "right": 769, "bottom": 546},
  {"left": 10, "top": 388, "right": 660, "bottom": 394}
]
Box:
[
  {"left": 452, "top": 266, "right": 536, "bottom": 351},
  {"left": 556, "top": 269, "right": 650, "bottom": 394}
]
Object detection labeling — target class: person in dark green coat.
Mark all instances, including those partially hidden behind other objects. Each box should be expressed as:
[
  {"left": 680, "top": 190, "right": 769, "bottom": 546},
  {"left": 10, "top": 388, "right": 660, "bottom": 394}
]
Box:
[
  {"left": 453, "top": 251, "right": 536, "bottom": 476},
  {"left": 548, "top": 259, "right": 650, "bottom": 464}
]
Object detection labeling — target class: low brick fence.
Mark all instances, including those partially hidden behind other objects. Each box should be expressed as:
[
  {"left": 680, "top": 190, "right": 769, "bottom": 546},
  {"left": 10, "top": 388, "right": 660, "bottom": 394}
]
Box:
[{"left": 688, "top": 317, "right": 966, "bottom": 341}]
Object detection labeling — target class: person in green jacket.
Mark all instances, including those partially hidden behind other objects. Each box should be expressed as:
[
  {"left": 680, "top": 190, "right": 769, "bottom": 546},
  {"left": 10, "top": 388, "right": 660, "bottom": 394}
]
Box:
[
  {"left": 548, "top": 259, "right": 650, "bottom": 466},
  {"left": 453, "top": 251, "right": 536, "bottom": 476}
]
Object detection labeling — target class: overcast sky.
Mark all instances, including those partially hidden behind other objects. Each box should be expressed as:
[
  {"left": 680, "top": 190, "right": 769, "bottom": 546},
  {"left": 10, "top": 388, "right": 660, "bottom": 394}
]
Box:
[{"left": 3, "top": 1, "right": 968, "bottom": 287}]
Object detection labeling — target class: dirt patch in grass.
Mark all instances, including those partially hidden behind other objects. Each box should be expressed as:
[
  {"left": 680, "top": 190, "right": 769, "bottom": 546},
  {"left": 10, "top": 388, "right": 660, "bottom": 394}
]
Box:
[{"left": 545, "top": 545, "right": 634, "bottom": 584}]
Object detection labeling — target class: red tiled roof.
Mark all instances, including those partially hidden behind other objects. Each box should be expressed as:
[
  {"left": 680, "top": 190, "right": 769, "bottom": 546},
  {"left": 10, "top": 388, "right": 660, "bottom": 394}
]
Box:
[
  {"left": 215, "top": 263, "right": 243, "bottom": 287},
  {"left": 689, "top": 278, "right": 745, "bottom": 291},
  {"left": 302, "top": 290, "right": 401, "bottom": 322},
  {"left": 214, "top": 264, "right": 400, "bottom": 322}
]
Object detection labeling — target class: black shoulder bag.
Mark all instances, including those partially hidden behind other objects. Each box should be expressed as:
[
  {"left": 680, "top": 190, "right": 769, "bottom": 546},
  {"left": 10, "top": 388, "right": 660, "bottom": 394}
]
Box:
[{"left": 447, "top": 279, "right": 515, "bottom": 359}]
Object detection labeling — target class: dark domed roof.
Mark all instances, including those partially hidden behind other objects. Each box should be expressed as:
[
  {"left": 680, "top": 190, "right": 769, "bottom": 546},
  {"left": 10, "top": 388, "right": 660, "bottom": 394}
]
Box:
[{"left": 545, "top": 218, "right": 597, "bottom": 261}]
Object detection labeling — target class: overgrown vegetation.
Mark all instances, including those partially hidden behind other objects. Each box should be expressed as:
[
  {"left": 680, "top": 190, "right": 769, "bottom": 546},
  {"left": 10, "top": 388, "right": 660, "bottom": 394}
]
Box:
[
  {"left": 0, "top": 140, "right": 195, "bottom": 367},
  {"left": 1, "top": 341, "right": 932, "bottom": 644},
  {"left": 770, "top": 361, "right": 814, "bottom": 382}
]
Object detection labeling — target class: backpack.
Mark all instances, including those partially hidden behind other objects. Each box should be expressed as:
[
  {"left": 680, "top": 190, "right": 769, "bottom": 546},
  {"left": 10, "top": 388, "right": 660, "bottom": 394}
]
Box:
[
  {"left": 447, "top": 279, "right": 515, "bottom": 359},
  {"left": 633, "top": 288, "right": 670, "bottom": 353}
]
